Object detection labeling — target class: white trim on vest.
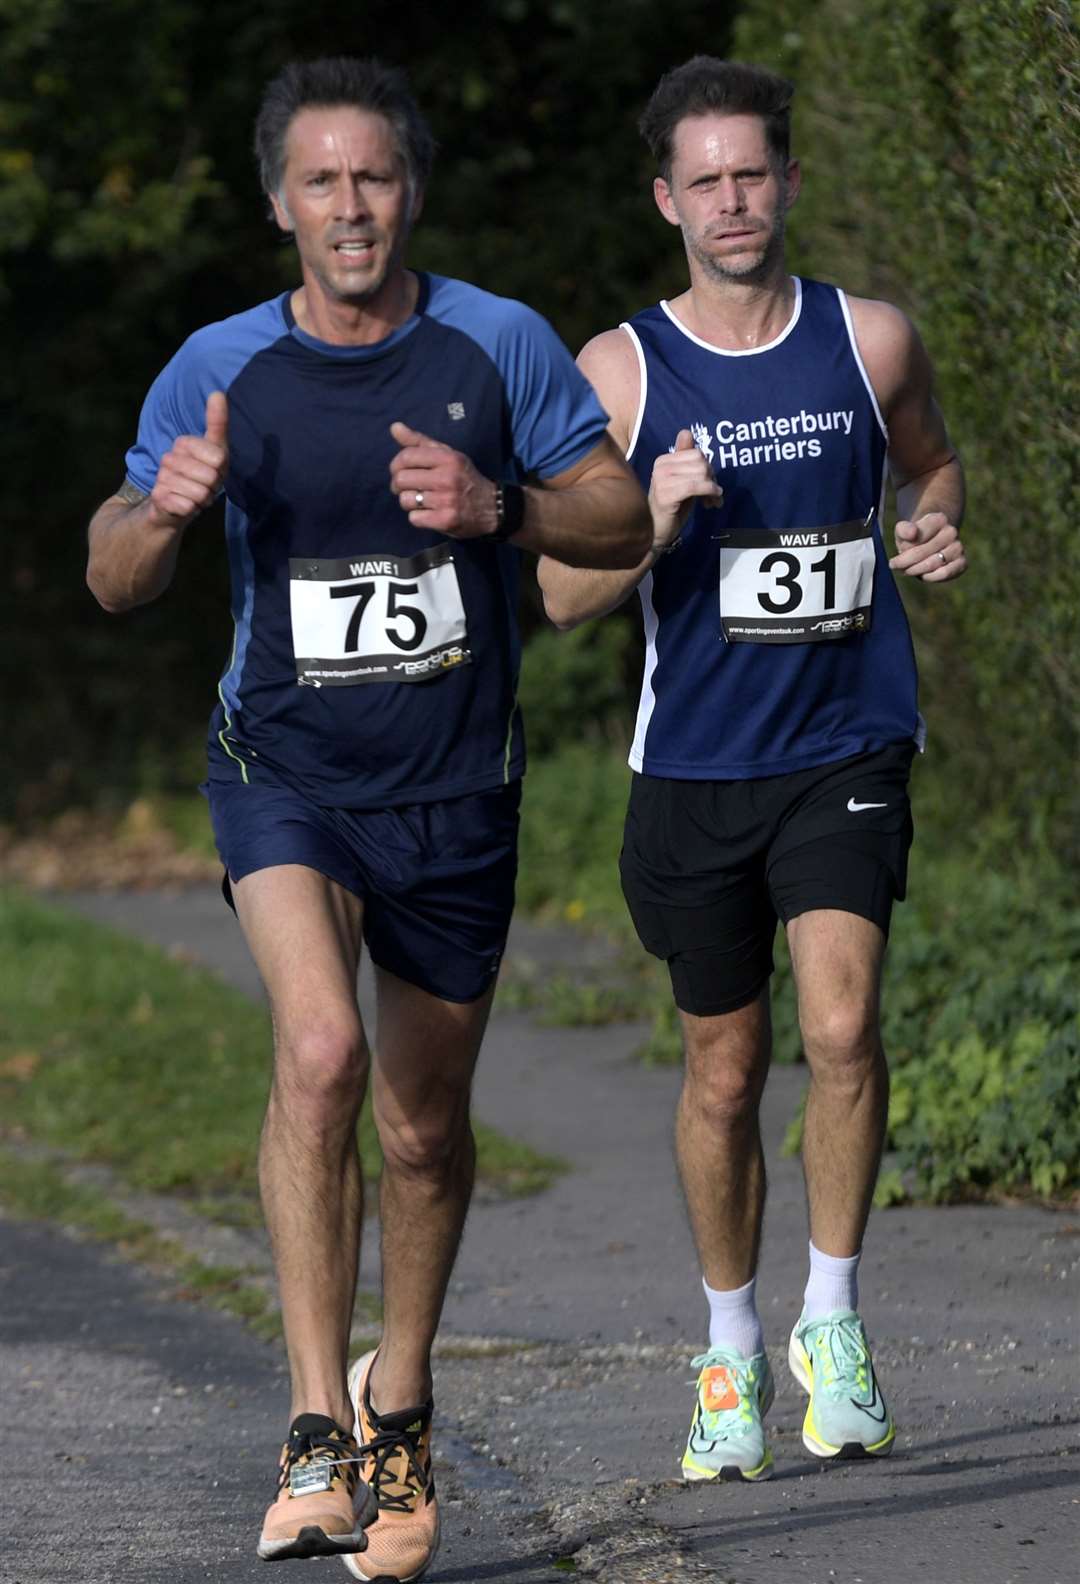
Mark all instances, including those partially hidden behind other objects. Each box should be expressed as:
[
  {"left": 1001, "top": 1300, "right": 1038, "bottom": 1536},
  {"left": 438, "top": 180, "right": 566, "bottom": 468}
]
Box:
[
  {"left": 620, "top": 322, "right": 649, "bottom": 460},
  {"left": 659, "top": 277, "right": 803, "bottom": 356},
  {"left": 628, "top": 569, "right": 660, "bottom": 772},
  {"left": 838, "top": 288, "right": 889, "bottom": 441}
]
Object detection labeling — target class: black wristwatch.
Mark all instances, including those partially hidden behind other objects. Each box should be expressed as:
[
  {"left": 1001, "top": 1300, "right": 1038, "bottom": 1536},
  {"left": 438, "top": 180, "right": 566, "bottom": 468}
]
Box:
[{"left": 490, "top": 482, "right": 526, "bottom": 541}]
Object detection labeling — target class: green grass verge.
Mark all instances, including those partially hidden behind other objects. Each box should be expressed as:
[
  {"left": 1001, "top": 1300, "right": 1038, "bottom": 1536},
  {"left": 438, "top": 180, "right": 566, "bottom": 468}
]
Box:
[
  {"left": 0, "top": 888, "right": 561, "bottom": 1206},
  {"left": 497, "top": 972, "right": 651, "bottom": 1027},
  {"left": 0, "top": 1148, "right": 281, "bottom": 1338}
]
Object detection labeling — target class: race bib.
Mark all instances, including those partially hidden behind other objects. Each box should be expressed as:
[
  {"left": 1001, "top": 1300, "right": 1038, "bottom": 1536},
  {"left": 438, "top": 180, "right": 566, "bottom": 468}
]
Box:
[
  {"left": 289, "top": 546, "right": 470, "bottom": 686},
  {"left": 718, "top": 509, "right": 876, "bottom": 644}
]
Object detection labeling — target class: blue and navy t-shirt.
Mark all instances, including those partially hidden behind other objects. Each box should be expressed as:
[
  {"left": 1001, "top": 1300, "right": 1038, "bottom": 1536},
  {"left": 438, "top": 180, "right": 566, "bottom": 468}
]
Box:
[
  {"left": 125, "top": 273, "right": 608, "bottom": 808},
  {"left": 622, "top": 277, "right": 921, "bottom": 780}
]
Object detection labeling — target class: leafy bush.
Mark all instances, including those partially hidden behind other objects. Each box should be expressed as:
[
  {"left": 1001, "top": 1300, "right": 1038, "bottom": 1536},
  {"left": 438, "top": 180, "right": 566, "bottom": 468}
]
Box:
[
  {"left": 518, "top": 743, "right": 1080, "bottom": 1201},
  {"left": 517, "top": 615, "right": 638, "bottom": 760},
  {"left": 888, "top": 1002, "right": 1079, "bottom": 1202},
  {"left": 878, "top": 866, "right": 1080, "bottom": 1201},
  {"left": 517, "top": 743, "right": 632, "bottom": 932}
]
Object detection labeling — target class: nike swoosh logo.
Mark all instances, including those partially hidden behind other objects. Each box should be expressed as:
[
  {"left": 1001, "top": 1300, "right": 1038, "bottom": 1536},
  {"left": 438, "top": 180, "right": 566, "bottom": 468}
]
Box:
[
  {"left": 847, "top": 798, "right": 888, "bottom": 812},
  {"left": 851, "top": 1373, "right": 889, "bottom": 1423}
]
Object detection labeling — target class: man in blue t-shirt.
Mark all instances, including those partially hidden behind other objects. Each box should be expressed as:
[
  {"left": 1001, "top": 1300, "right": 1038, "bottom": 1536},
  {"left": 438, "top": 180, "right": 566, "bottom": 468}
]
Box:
[
  {"left": 88, "top": 56, "right": 649, "bottom": 1575},
  {"left": 540, "top": 58, "right": 967, "bottom": 1487}
]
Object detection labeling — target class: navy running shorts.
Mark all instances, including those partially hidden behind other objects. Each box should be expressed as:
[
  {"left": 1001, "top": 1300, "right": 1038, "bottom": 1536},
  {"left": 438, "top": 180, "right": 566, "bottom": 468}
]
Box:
[
  {"left": 619, "top": 743, "right": 915, "bottom": 1018},
  {"left": 204, "top": 778, "right": 521, "bottom": 1004}
]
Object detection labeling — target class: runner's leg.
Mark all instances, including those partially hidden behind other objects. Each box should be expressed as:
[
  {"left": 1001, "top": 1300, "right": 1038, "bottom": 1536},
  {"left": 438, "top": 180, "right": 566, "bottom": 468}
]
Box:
[
  {"left": 676, "top": 990, "right": 771, "bottom": 1289},
  {"left": 368, "top": 966, "right": 494, "bottom": 1411},
  {"left": 785, "top": 908, "right": 888, "bottom": 1256},
  {"left": 785, "top": 908, "right": 896, "bottom": 1459},
  {"left": 232, "top": 863, "right": 367, "bottom": 1431},
  {"left": 676, "top": 992, "right": 776, "bottom": 1482}
]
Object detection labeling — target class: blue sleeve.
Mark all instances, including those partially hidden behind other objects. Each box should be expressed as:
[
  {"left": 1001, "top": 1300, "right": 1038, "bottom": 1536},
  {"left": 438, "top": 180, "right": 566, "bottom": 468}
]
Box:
[
  {"left": 123, "top": 300, "right": 286, "bottom": 494},
  {"left": 124, "top": 333, "right": 214, "bottom": 496},
  {"left": 425, "top": 278, "right": 610, "bottom": 479},
  {"left": 495, "top": 304, "right": 611, "bottom": 479}
]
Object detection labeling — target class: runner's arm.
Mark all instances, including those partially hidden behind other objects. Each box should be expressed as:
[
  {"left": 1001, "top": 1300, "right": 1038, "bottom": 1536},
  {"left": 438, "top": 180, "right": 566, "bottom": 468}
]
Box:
[
  {"left": 389, "top": 413, "right": 650, "bottom": 570},
  {"left": 87, "top": 392, "right": 229, "bottom": 613},
  {"left": 88, "top": 487, "right": 191, "bottom": 613},
  {"left": 849, "top": 298, "right": 967, "bottom": 583},
  {"left": 536, "top": 330, "right": 722, "bottom": 628},
  {"left": 503, "top": 429, "right": 651, "bottom": 569}
]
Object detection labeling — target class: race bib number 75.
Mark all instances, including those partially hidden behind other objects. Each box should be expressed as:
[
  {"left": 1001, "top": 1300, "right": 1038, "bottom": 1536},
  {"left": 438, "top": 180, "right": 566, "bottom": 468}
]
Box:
[
  {"left": 718, "top": 510, "right": 876, "bottom": 644},
  {"left": 289, "top": 545, "right": 470, "bottom": 686}
]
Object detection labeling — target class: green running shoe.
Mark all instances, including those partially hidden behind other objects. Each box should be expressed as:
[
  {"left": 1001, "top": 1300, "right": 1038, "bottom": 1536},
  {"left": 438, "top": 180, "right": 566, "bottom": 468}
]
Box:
[
  {"left": 788, "top": 1310, "right": 895, "bottom": 1459},
  {"left": 681, "top": 1347, "right": 775, "bottom": 1482}
]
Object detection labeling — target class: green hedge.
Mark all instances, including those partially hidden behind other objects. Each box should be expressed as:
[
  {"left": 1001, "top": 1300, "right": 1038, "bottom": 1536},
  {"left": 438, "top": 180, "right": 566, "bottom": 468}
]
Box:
[
  {"left": 514, "top": 5, "right": 1080, "bottom": 1199},
  {"left": 732, "top": 0, "right": 1079, "bottom": 862}
]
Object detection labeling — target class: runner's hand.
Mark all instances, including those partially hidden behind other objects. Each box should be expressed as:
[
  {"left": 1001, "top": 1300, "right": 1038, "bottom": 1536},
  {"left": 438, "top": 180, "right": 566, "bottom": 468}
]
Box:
[
  {"left": 889, "top": 511, "right": 967, "bottom": 582},
  {"left": 389, "top": 421, "right": 499, "bottom": 538},
  {"left": 649, "top": 429, "right": 723, "bottom": 548},
  {"left": 147, "top": 392, "right": 229, "bottom": 530}
]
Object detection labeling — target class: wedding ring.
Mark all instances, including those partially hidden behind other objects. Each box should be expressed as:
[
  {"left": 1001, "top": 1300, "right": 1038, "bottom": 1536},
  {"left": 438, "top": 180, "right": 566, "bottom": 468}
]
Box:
[
  {"left": 415, "top": 491, "right": 425, "bottom": 508},
  {"left": 938, "top": 550, "right": 947, "bottom": 564}
]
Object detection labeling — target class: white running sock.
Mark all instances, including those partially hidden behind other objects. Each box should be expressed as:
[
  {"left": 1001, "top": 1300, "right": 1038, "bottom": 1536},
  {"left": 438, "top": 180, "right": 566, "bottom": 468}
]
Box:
[
  {"left": 703, "top": 1274, "right": 765, "bottom": 1359},
  {"left": 802, "top": 1240, "right": 860, "bottom": 1318}
]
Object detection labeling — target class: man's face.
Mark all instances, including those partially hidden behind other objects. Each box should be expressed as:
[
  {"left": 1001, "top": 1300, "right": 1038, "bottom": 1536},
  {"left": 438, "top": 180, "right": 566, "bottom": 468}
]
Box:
[
  {"left": 271, "top": 106, "right": 420, "bottom": 308},
  {"left": 654, "top": 113, "right": 799, "bottom": 285}
]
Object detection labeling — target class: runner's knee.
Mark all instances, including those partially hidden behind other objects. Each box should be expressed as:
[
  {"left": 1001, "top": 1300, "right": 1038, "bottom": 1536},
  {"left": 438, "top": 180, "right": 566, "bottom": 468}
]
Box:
[
  {"left": 376, "top": 1107, "right": 473, "bottom": 1178},
  {"left": 682, "top": 1028, "right": 767, "bottom": 1127},
  {"left": 374, "top": 1070, "right": 473, "bottom": 1176},
  {"left": 683, "top": 1065, "right": 762, "bottom": 1131},
  {"left": 271, "top": 1016, "right": 369, "bottom": 1113},
  {"left": 800, "top": 1000, "right": 881, "bottom": 1077}
]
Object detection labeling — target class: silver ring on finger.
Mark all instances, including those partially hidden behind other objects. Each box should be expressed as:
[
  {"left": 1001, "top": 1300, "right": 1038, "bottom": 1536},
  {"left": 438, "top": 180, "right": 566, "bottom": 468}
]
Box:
[
  {"left": 938, "top": 550, "right": 947, "bottom": 564},
  {"left": 414, "top": 490, "right": 425, "bottom": 508}
]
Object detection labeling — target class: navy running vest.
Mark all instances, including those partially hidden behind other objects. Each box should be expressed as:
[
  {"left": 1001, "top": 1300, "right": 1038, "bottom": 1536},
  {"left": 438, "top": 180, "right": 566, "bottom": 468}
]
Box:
[{"left": 623, "top": 277, "right": 921, "bottom": 779}]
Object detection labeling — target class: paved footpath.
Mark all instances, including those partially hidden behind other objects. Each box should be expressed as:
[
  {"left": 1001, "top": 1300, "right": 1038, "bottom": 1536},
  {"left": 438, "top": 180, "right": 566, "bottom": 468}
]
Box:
[{"left": 3, "top": 887, "right": 1077, "bottom": 1583}]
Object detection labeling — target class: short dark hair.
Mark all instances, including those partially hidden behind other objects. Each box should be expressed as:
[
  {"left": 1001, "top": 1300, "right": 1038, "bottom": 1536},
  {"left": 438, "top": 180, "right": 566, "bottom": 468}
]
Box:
[
  {"left": 254, "top": 56, "right": 436, "bottom": 197},
  {"left": 639, "top": 57, "right": 794, "bottom": 181}
]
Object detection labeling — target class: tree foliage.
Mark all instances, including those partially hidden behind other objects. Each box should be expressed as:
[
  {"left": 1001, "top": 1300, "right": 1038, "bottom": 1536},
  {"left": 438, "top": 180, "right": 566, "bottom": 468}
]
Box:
[{"left": 1, "top": 0, "right": 731, "bottom": 817}]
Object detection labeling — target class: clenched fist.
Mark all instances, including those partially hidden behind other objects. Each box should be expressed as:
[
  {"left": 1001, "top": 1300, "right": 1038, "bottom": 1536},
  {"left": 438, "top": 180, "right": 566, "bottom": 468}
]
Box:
[
  {"left": 649, "top": 428, "right": 723, "bottom": 548},
  {"left": 389, "top": 421, "right": 499, "bottom": 538},
  {"left": 889, "top": 511, "right": 967, "bottom": 582}
]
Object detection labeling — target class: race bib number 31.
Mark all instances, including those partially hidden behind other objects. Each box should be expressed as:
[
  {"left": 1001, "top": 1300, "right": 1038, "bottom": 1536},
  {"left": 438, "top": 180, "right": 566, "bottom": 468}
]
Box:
[
  {"left": 718, "top": 510, "right": 876, "bottom": 644},
  {"left": 289, "top": 546, "right": 470, "bottom": 686}
]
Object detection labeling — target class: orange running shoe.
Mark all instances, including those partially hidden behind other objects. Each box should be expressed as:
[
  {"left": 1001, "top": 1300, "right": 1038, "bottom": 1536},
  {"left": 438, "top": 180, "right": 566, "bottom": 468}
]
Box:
[
  {"left": 343, "top": 1351, "right": 440, "bottom": 1583},
  {"left": 257, "top": 1413, "right": 376, "bottom": 1561}
]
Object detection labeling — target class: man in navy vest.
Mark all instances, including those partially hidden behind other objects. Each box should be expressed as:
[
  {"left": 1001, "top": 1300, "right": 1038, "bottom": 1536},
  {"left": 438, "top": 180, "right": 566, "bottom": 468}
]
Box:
[
  {"left": 87, "top": 56, "right": 649, "bottom": 1575},
  {"left": 539, "top": 57, "right": 966, "bottom": 1483}
]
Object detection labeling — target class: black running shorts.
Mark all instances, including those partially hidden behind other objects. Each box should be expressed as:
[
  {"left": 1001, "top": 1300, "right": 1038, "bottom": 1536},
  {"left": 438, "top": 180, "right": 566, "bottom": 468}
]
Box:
[{"left": 619, "top": 744, "right": 916, "bottom": 1018}]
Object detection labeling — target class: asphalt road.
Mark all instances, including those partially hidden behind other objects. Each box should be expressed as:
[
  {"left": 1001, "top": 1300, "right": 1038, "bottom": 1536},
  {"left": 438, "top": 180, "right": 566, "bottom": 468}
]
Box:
[{"left": 2, "top": 888, "right": 1076, "bottom": 1583}]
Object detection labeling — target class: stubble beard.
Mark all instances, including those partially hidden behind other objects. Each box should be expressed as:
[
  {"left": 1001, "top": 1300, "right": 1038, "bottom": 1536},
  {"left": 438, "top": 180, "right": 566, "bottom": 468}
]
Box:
[{"left": 688, "top": 211, "right": 787, "bottom": 288}]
